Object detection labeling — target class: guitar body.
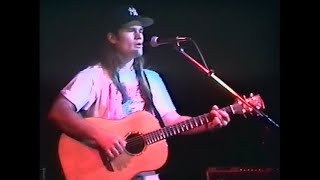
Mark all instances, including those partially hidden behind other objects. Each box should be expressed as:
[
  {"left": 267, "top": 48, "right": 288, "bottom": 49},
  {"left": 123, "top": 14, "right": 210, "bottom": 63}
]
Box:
[
  {"left": 58, "top": 111, "right": 168, "bottom": 180},
  {"left": 58, "top": 94, "right": 265, "bottom": 180}
]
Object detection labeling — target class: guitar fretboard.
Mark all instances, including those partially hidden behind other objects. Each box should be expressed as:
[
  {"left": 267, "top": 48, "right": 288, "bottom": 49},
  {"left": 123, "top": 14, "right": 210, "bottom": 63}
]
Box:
[{"left": 144, "top": 106, "right": 233, "bottom": 145}]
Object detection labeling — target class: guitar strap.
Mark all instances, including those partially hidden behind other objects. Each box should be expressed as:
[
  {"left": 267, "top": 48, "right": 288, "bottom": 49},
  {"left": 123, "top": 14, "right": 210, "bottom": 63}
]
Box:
[{"left": 143, "top": 71, "right": 166, "bottom": 128}]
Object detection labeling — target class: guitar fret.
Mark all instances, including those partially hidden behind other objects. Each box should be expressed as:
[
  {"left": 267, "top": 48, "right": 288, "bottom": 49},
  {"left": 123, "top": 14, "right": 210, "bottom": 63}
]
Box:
[
  {"left": 198, "top": 116, "right": 202, "bottom": 125},
  {"left": 149, "top": 135, "right": 153, "bottom": 144},
  {"left": 158, "top": 129, "right": 164, "bottom": 140},
  {"left": 146, "top": 133, "right": 154, "bottom": 144},
  {"left": 145, "top": 134, "right": 149, "bottom": 144},
  {"left": 173, "top": 126, "right": 177, "bottom": 135},
  {"left": 184, "top": 121, "right": 189, "bottom": 131},
  {"left": 145, "top": 135, "right": 150, "bottom": 144},
  {"left": 148, "top": 133, "right": 152, "bottom": 143},
  {"left": 189, "top": 120, "right": 194, "bottom": 128},
  {"left": 202, "top": 114, "right": 209, "bottom": 124},
  {"left": 181, "top": 122, "right": 188, "bottom": 131},
  {"left": 195, "top": 117, "right": 199, "bottom": 126},
  {"left": 168, "top": 127, "right": 172, "bottom": 135},
  {"left": 145, "top": 133, "right": 151, "bottom": 145},
  {"left": 156, "top": 131, "right": 160, "bottom": 140},
  {"left": 176, "top": 125, "right": 180, "bottom": 133},
  {"left": 144, "top": 136, "right": 148, "bottom": 144},
  {"left": 199, "top": 116, "right": 203, "bottom": 125},
  {"left": 154, "top": 132, "right": 158, "bottom": 141},
  {"left": 181, "top": 124, "right": 184, "bottom": 132},
  {"left": 147, "top": 129, "right": 168, "bottom": 144},
  {"left": 156, "top": 130, "right": 160, "bottom": 141},
  {"left": 201, "top": 115, "right": 205, "bottom": 124},
  {"left": 166, "top": 127, "right": 170, "bottom": 137},
  {"left": 191, "top": 118, "right": 196, "bottom": 127},
  {"left": 204, "top": 114, "right": 209, "bottom": 123},
  {"left": 156, "top": 131, "right": 160, "bottom": 141},
  {"left": 151, "top": 132, "right": 156, "bottom": 143},
  {"left": 182, "top": 122, "right": 186, "bottom": 130},
  {"left": 148, "top": 134, "right": 152, "bottom": 144},
  {"left": 199, "top": 116, "right": 204, "bottom": 125},
  {"left": 161, "top": 129, "right": 166, "bottom": 139},
  {"left": 163, "top": 128, "right": 168, "bottom": 138},
  {"left": 153, "top": 131, "right": 157, "bottom": 142},
  {"left": 197, "top": 116, "right": 202, "bottom": 126},
  {"left": 157, "top": 130, "right": 162, "bottom": 140},
  {"left": 148, "top": 136, "right": 152, "bottom": 144}
]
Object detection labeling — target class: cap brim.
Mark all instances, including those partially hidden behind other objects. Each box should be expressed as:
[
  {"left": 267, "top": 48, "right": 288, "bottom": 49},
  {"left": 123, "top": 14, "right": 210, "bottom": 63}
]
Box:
[
  {"left": 138, "top": 17, "right": 154, "bottom": 27},
  {"left": 122, "top": 17, "right": 154, "bottom": 28}
]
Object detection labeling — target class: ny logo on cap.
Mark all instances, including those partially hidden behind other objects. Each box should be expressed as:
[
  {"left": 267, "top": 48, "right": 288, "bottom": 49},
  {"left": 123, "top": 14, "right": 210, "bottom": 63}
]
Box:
[{"left": 128, "top": 7, "right": 138, "bottom": 16}]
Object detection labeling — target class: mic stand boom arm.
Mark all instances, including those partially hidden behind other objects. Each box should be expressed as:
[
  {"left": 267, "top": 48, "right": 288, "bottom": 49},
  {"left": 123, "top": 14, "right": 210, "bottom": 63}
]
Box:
[{"left": 173, "top": 42, "right": 279, "bottom": 128}]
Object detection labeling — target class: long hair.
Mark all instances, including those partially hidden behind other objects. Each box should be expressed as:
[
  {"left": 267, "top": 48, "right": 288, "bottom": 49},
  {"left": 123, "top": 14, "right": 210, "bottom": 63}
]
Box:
[{"left": 99, "top": 33, "right": 154, "bottom": 113}]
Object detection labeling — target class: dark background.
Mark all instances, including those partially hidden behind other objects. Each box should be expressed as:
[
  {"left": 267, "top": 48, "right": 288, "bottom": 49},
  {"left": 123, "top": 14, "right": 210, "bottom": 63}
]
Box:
[{"left": 40, "top": 0, "right": 280, "bottom": 179}]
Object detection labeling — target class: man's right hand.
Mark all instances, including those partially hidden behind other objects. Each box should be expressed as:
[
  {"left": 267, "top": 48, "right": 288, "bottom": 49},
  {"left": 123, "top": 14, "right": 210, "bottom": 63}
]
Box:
[{"left": 95, "top": 132, "right": 127, "bottom": 160}]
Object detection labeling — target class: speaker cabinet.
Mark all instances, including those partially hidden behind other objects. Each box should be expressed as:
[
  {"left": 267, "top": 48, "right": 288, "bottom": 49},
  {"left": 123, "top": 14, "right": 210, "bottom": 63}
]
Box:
[{"left": 206, "top": 167, "right": 279, "bottom": 180}]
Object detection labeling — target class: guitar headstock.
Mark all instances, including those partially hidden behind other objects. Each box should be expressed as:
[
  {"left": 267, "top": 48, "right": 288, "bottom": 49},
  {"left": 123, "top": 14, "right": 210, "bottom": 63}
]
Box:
[{"left": 230, "top": 93, "right": 265, "bottom": 115}]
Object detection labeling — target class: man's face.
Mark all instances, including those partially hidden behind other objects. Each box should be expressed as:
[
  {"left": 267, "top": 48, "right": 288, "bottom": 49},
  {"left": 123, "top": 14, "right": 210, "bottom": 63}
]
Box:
[{"left": 113, "top": 23, "right": 144, "bottom": 59}]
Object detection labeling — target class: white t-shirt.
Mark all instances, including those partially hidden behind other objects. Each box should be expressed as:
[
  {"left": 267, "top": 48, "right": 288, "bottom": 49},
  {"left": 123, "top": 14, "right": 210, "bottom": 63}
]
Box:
[
  {"left": 61, "top": 64, "right": 176, "bottom": 120},
  {"left": 60, "top": 63, "right": 176, "bottom": 179},
  {"left": 61, "top": 64, "right": 176, "bottom": 180}
]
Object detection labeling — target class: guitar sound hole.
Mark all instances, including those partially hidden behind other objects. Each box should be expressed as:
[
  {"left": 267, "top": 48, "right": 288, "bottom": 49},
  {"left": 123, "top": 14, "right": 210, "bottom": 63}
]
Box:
[{"left": 125, "top": 133, "right": 145, "bottom": 155}]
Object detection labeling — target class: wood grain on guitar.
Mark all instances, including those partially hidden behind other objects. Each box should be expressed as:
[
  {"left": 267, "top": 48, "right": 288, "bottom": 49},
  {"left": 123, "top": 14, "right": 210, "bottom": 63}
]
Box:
[{"left": 58, "top": 94, "right": 264, "bottom": 180}]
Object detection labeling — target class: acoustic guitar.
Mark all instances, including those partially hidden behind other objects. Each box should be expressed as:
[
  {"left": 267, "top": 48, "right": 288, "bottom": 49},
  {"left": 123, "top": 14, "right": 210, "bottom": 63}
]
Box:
[{"left": 58, "top": 94, "right": 264, "bottom": 180}]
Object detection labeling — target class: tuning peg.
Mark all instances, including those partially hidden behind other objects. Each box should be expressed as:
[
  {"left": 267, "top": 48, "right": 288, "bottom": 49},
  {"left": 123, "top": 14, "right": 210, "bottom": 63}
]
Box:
[
  {"left": 250, "top": 93, "right": 254, "bottom": 97},
  {"left": 242, "top": 109, "right": 248, "bottom": 118}
]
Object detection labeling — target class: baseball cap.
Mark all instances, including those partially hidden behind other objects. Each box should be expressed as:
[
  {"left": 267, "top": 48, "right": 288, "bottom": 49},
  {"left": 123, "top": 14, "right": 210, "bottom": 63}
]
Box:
[{"left": 107, "top": 5, "right": 154, "bottom": 31}]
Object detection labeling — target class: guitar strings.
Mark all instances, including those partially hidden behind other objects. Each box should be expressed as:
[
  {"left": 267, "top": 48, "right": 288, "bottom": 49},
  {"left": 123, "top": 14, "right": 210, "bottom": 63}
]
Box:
[
  {"left": 124, "top": 116, "right": 213, "bottom": 147},
  {"left": 110, "top": 101, "right": 259, "bottom": 148},
  {"left": 124, "top": 125, "right": 181, "bottom": 145}
]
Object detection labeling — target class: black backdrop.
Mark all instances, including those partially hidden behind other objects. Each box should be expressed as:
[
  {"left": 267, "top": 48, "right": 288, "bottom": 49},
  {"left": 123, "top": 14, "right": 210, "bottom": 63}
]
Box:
[{"left": 40, "top": 0, "right": 280, "bottom": 179}]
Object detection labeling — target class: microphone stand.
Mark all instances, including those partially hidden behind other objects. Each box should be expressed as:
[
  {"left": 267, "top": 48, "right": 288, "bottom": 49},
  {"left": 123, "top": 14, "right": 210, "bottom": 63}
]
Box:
[{"left": 173, "top": 41, "right": 279, "bottom": 128}]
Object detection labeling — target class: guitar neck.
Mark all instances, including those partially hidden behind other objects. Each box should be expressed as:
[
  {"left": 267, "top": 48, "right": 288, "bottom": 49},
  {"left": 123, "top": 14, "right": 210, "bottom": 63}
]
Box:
[{"left": 143, "top": 106, "right": 234, "bottom": 145}]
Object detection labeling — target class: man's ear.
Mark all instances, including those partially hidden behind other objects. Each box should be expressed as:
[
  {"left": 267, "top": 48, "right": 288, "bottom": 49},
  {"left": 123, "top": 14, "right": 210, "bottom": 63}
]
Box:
[{"left": 107, "top": 32, "right": 117, "bottom": 44}]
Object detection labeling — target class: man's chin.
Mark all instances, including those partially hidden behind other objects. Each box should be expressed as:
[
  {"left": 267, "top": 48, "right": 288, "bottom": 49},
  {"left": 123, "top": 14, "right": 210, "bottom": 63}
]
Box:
[{"left": 133, "top": 50, "right": 143, "bottom": 58}]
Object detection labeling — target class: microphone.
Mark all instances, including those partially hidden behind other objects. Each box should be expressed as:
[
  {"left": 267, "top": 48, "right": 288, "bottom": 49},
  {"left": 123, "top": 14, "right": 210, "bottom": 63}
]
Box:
[{"left": 148, "top": 36, "right": 190, "bottom": 47}]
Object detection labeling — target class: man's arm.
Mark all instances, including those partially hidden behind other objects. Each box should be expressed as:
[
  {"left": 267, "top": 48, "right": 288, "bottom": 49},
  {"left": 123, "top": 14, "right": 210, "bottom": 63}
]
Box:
[
  {"left": 48, "top": 95, "right": 103, "bottom": 141},
  {"left": 47, "top": 95, "right": 126, "bottom": 159}
]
